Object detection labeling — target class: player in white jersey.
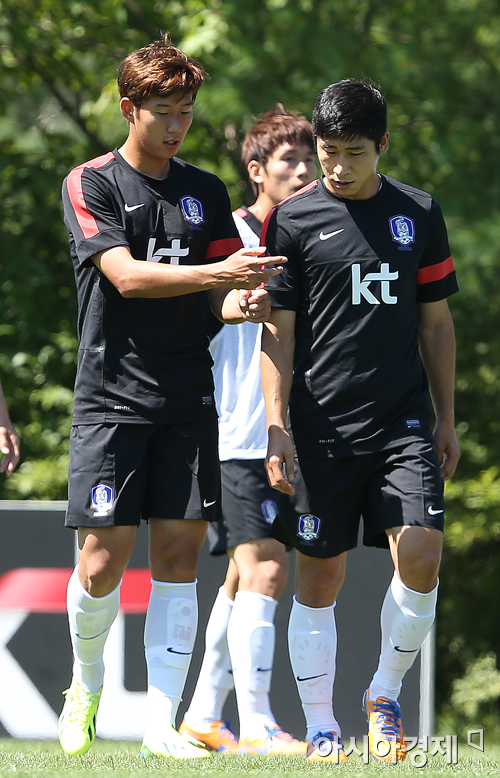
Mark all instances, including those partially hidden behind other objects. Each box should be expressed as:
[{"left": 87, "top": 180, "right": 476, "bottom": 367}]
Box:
[{"left": 180, "top": 107, "right": 316, "bottom": 755}]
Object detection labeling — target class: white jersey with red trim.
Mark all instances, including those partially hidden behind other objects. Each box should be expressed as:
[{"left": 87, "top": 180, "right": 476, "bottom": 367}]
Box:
[
  {"left": 62, "top": 150, "right": 242, "bottom": 424},
  {"left": 210, "top": 207, "right": 267, "bottom": 460},
  {"left": 263, "top": 175, "right": 458, "bottom": 456}
]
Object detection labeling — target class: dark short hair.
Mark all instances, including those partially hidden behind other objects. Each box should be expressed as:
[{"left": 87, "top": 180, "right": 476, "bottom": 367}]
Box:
[
  {"left": 117, "top": 33, "right": 208, "bottom": 106},
  {"left": 312, "top": 79, "right": 387, "bottom": 151},
  {"left": 242, "top": 104, "right": 314, "bottom": 197}
]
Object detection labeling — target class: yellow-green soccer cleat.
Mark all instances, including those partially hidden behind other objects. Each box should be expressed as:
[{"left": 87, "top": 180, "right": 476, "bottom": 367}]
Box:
[
  {"left": 140, "top": 726, "right": 212, "bottom": 759},
  {"left": 363, "top": 690, "right": 406, "bottom": 762},
  {"left": 58, "top": 682, "right": 102, "bottom": 756}
]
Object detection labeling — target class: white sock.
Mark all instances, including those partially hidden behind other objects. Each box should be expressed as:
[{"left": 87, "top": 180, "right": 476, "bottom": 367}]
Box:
[
  {"left": 66, "top": 565, "right": 120, "bottom": 693},
  {"left": 144, "top": 580, "right": 197, "bottom": 740},
  {"left": 369, "top": 572, "right": 438, "bottom": 701},
  {"left": 183, "top": 586, "right": 234, "bottom": 731},
  {"left": 288, "top": 596, "right": 340, "bottom": 742},
  {"left": 227, "top": 590, "right": 278, "bottom": 740}
]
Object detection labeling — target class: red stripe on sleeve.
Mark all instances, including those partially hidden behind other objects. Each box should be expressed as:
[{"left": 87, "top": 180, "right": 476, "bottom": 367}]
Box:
[
  {"left": 205, "top": 237, "right": 243, "bottom": 260},
  {"left": 416, "top": 255, "right": 455, "bottom": 285},
  {"left": 66, "top": 152, "right": 115, "bottom": 240}
]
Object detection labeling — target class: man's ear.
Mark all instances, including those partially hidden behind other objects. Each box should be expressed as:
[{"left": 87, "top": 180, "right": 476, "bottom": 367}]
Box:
[
  {"left": 379, "top": 131, "right": 390, "bottom": 156},
  {"left": 120, "top": 97, "right": 136, "bottom": 123},
  {"left": 247, "top": 159, "right": 265, "bottom": 186}
]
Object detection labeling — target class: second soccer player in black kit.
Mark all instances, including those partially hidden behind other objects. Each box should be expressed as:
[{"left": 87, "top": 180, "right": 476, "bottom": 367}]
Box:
[
  {"left": 261, "top": 80, "right": 461, "bottom": 762},
  {"left": 59, "top": 36, "right": 285, "bottom": 760}
]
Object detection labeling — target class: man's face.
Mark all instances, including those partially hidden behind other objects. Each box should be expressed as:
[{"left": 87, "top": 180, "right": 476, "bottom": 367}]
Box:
[
  {"left": 252, "top": 143, "right": 316, "bottom": 205},
  {"left": 123, "top": 91, "right": 194, "bottom": 167},
  {"left": 316, "top": 132, "right": 389, "bottom": 200}
]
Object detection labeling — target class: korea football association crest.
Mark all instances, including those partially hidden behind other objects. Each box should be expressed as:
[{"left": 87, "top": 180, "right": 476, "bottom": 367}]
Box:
[
  {"left": 91, "top": 484, "right": 114, "bottom": 517},
  {"left": 389, "top": 214, "right": 415, "bottom": 246},
  {"left": 297, "top": 514, "right": 321, "bottom": 542},
  {"left": 180, "top": 195, "right": 204, "bottom": 226}
]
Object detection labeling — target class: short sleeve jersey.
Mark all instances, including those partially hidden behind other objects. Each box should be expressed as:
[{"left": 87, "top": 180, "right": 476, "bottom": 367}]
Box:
[
  {"left": 210, "top": 207, "right": 268, "bottom": 460},
  {"left": 62, "top": 150, "right": 242, "bottom": 424},
  {"left": 262, "top": 175, "right": 458, "bottom": 456}
]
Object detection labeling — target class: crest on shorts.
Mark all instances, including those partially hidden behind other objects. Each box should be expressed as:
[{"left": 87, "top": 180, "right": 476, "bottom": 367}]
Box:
[
  {"left": 297, "top": 514, "right": 321, "bottom": 541},
  {"left": 389, "top": 215, "right": 415, "bottom": 246},
  {"left": 90, "top": 484, "right": 114, "bottom": 517},
  {"left": 180, "top": 196, "right": 204, "bottom": 226},
  {"left": 261, "top": 500, "right": 278, "bottom": 524}
]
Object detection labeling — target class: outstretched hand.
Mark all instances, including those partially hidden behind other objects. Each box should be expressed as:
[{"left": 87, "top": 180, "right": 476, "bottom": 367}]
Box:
[{"left": 218, "top": 247, "right": 286, "bottom": 290}]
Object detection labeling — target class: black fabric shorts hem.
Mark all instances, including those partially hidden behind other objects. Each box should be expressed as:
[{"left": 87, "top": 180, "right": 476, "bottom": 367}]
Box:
[{"left": 270, "top": 436, "right": 445, "bottom": 559}]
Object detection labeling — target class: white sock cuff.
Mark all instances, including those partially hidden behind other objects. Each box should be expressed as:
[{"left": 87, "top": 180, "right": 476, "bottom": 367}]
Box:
[
  {"left": 291, "top": 595, "right": 336, "bottom": 629},
  {"left": 150, "top": 579, "right": 197, "bottom": 597},
  {"left": 234, "top": 590, "right": 278, "bottom": 621},
  {"left": 217, "top": 585, "right": 235, "bottom": 607},
  {"left": 390, "top": 573, "right": 438, "bottom": 618}
]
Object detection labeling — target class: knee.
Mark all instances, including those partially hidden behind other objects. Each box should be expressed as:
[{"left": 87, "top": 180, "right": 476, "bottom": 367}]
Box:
[
  {"left": 398, "top": 546, "right": 441, "bottom": 592},
  {"left": 239, "top": 556, "right": 289, "bottom": 599},
  {"left": 152, "top": 541, "right": 200, "bottom": 582},
  {"left": 79, "top": 558, "right": 124, "bottom": 597},
  {"left": 297, "top": 557, "right": 346, "bottom": 608}
]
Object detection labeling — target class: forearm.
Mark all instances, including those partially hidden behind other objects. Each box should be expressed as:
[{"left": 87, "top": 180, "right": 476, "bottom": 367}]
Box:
[
  {"left": 418, "top": 306, "right": 456, "bottom": 424},
  {"left": 96, "top": 248, "right": 228, "bottom": 298},
  {"left": 261, "top": 320, "right": 295, "bottom": 430}
]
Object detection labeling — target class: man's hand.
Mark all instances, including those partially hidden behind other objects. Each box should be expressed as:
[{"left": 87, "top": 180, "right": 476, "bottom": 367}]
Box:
[
  {"left": 265, "top": 425, "right": 296, "bottom": 494},
  {"left": 433, "top": 420, "right": 461, "bottom": 480},
  {"left": 238, "top": 287, "right": 271, "bottom": 323},
  {"left": 0, "top": 422, "right": 20, "bottom": 476},
  {"left": 217, "top": 247, "right": 286, "bottom": 289}
]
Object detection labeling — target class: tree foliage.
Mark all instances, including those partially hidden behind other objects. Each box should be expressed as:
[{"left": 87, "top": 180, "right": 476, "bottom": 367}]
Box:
[{"left": 1, "top": 0, "right": 500, "bottom": 730}]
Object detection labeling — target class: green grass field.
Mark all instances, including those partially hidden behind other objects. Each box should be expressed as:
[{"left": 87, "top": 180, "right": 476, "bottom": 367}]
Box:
[{"left": 0, "top": 739, "right": 499, "bottom": 778}]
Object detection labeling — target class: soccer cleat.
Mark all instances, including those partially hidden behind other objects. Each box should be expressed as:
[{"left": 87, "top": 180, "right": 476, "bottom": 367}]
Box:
[
  {"left": 58, "top": 682, "right": 102, "bottom": 756},
  {"left": 179, "top": 719, "right": 238, "bottom": 753},
  {"left": 140, "top": 726, "right": 212, "bottom": 759},
  {"left": 306, "top": 731, "right": 348, "bottom": 762},
  {"left": 238, "top": 724, "right": 307, "bottom": 755},
  {"left": 363, "top": 690, "right": 406, "bottom": 762}
]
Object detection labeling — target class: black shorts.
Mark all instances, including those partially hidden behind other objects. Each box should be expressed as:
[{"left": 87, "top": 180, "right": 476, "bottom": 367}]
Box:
[
  {"left": 65, "top": 420, "right": 220, "bottom": 528},
  {"left": 206, "top": 459, "right": 292, "bottom": 553},
  {"left": 270, "top": 437, "right": 445, "bottom": 558}
]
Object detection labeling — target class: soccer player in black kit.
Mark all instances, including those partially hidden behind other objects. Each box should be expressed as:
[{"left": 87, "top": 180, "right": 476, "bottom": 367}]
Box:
[
  {"left": 261, "top": 80, "right": 461, "bottom": 762},
  {"left": 58, "top": 36, "right": 285, "bottom": 760}
]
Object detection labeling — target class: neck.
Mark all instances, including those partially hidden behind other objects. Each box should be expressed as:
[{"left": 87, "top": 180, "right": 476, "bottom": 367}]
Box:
[{"left": 118, "top": 139, "right": 171, "bottom": 180}]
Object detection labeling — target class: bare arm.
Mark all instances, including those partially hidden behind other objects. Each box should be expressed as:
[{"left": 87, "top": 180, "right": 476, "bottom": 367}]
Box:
[
  {"left": 0, "top": 380, "right": 20, "bottom": 475},
  {"left": 418, "top": 298, "right": 461, "bottom": 480},
  {"left": 94, "top": 245, "right": 285, "bottom": 298},
  {"left": 261, "top": 308, "right": 296, "bottom": 494}
]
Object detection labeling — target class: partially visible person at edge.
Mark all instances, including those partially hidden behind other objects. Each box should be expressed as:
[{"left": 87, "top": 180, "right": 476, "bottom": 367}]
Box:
[
  {"left": 260, "top": 79, "right": 460, "bottom": 763},
  {"left": 58, "top": 34, "right": 285, "bottom": 760},
  {"left": 180, "top": 106, "right": 316, "bottom": 756},
  {"left": 0, "top": 379, "right": 20, "bottom": 475}
]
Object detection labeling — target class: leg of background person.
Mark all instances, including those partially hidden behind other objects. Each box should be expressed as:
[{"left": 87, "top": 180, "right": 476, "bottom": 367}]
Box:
[
  {"left": 368, "top": 525, "right": 442, "bottom": 701},
  {"left": 143, "top": 518, "right": 207, "bottom": 747},
  {"left": 227, "top": 538, "right": 288, "bottom": 741},
  {"left": 288, "top": 551, "right": 346, "bottom": 742},
  {"left": 182, "top": 558, "right": 238, "bottom": 732}
]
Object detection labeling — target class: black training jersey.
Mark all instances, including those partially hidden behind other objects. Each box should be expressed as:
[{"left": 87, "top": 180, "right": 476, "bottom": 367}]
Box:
[
  {"left": 62, "top": 150, "right": 243, "bottom": 425},
  {"left": 262, "top": 175, "right": 458, "bottom": 456}
]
